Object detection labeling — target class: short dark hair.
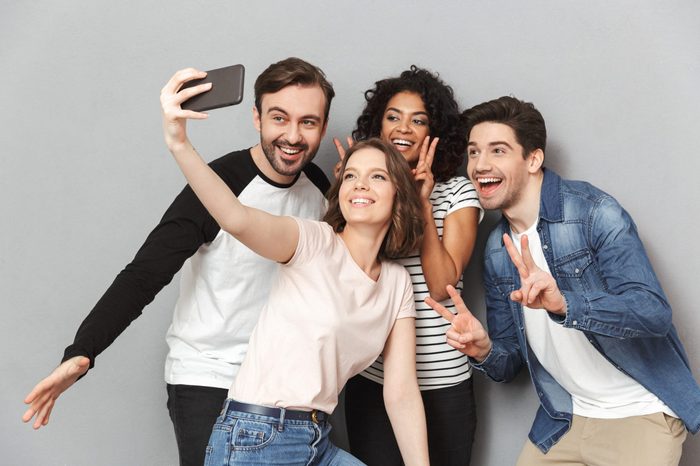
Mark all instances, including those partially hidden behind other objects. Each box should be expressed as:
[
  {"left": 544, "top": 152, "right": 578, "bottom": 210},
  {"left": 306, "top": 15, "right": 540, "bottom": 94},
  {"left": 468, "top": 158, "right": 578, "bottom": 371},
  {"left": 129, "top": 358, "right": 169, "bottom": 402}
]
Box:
[
  {"left": 462, "top": 96, "right": 547, "bottom": 158},
  {"left": 323, "top": 138, "right": 423, "bottom": 260},
  {"left": 352, "top": 66, "right": 464, "bottom": 182},
  {"left": 254, "top": 57, "right": 335, "bottom": 123}
]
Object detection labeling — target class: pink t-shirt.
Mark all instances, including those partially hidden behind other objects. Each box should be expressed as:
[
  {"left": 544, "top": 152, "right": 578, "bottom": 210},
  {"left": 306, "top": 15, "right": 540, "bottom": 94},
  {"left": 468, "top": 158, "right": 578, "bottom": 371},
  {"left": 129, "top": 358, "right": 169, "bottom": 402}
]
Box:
[{"left": 229, "top": 218, "right": 416, "bottom": 413}]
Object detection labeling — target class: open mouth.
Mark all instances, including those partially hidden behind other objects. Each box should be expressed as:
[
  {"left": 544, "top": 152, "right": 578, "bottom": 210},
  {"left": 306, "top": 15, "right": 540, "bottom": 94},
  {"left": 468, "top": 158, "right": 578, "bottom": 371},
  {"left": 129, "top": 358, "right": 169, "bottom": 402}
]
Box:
[
  {"left": 350, "top": 197, "right": 374, "bottom": 207},
  {"left": 476, "top": 176, "right": 503, "bottom": 195},
  {"left": 391, "top": 138, "right": 414, "bottom": 151},
  {"left": 276, "top": 144, "right": 305, "bottom": 161}
]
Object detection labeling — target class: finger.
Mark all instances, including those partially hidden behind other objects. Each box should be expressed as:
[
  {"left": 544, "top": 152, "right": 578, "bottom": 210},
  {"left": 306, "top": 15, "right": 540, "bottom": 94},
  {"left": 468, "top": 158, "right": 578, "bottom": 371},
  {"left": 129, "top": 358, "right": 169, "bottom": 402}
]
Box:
[
  {"left": 22, "top": 405, "right": 37, "bottom": 423},
  {"left": 425, "top": 296, "right": 454, "bottom": 323},
  {"left": 445, "top": 285, "right": 471, "bottom": 315},
  {"left": 425, "top": 137, "right": 438, "bottom": 169},
  {"left": 503, "top": 234, "right": 529, "bottom": 279},
  {"left": 33, "top": 399, "right": 54, "bottom": 429},
  {"left": 346, "top": 136, "right": 354, "bottom": 149},
  {"left": 172, "top": 82, "right": 212, "bottom": 106},
  {"left": 520, "top": 235, "right": 538, "bottom": 271},
  {"left": 528, "top": 280, "right": 547, "bottom": 306},
  {"left": 446, "top": 336, "right": 466, "bottom": 350},
  {"left": 510, "top": 289, "right": 524, "bottom": 304},
  {"left": 162, "top": 68, "right": 206, "bottom": 95},
  {"left": 333, "top": 137, "right": 346, "bottom": 161}
]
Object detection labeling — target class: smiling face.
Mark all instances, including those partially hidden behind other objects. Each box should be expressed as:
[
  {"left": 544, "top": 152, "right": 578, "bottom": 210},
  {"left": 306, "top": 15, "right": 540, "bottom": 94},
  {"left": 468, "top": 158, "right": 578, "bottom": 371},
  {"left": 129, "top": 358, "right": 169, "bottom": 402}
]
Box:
[
  {"left": 379, "top": 91, "right": 430, "bottom": 166},
  {"left": 467, "top": 122, "right": 541, "bottom": 212},
  {"left": 253, "top": 84, "right": 327, "bottom": 180},
  {"left": 338, "top": 147, "right": 396, "bottom": 229}
]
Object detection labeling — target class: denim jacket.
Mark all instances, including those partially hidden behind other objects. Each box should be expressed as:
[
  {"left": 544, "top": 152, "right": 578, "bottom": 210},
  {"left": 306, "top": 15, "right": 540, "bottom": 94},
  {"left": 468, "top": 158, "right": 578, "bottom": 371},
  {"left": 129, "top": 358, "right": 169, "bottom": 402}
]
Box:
[{"left": 472, "top": 168, "right": 700, "bottom": 453}]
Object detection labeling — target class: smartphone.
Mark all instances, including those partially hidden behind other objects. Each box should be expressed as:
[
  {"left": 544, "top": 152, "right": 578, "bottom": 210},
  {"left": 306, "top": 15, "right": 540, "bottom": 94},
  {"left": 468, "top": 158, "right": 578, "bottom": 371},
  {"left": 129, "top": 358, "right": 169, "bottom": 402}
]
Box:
[{"left": 181, "top": 64, "right": 245, "bottom": 112}]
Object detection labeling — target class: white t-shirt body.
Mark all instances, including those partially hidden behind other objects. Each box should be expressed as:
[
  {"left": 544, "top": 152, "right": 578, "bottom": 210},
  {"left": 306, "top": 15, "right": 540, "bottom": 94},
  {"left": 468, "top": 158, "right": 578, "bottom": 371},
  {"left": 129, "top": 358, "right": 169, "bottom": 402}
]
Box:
[{"left": 513, "top": 222, "right": 675, "bottom": 419}]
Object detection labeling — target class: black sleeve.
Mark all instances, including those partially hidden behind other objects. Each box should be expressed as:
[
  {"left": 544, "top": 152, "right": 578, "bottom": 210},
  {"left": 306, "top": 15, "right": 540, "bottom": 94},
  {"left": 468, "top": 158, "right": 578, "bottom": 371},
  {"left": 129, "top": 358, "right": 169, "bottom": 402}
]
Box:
[
  {"left": 302, "top": 162, "right": 331, "bottom": 196},
  {"left": 62, "top": 149, "right": 253, "bottom": 370}
]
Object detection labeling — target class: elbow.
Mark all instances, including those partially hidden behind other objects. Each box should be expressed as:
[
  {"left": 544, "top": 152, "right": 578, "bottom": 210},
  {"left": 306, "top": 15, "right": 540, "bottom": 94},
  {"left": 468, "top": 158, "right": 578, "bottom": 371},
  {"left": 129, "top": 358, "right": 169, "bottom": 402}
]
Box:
[{"left": 383, "top": 377, "right": 420, "bottom": 410}]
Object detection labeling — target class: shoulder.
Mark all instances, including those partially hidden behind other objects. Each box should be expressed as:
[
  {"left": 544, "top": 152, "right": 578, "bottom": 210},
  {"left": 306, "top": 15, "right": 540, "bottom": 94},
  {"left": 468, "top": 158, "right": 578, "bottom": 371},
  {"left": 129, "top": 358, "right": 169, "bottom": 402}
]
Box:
[{"left": 301, "top": 162, "right": 331, "bottom": 194}]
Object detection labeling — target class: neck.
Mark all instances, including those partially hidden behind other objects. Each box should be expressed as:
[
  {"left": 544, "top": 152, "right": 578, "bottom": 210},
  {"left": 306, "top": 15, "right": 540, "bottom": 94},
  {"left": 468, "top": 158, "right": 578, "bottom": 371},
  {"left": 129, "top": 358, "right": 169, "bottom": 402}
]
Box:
[
  {"left": 250, "top": 144, "right": 296, "bottom": 185},
  {"left": 503, "top": 170, "right": 544, "bottom": 233},
  {"left": 338, "top": 223, "right": 388, "bottom": 280}
]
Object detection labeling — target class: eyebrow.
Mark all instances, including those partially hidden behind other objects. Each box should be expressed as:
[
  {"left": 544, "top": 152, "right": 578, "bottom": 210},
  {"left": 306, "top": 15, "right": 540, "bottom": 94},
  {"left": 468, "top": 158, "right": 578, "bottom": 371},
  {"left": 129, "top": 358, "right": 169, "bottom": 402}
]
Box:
[
  {"left": 267, "top": 106, "right": 322, "bottom": 122},
  {"left": 384, "top": 107, "right": 429, "bottom": 117},
  {"left": 344, "top": 166, "right": 390, "bottom": 175},
  {"left": 468, "top": 140, "right": 514, "bottom": 149}
]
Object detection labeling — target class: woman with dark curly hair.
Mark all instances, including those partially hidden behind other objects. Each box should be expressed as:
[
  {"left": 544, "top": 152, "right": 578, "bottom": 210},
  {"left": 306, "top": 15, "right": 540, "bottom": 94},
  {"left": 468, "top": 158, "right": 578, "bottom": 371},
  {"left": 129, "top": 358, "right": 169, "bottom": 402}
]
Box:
[{"left": 335, "top": 66, "right": 483, "bottom": 465}]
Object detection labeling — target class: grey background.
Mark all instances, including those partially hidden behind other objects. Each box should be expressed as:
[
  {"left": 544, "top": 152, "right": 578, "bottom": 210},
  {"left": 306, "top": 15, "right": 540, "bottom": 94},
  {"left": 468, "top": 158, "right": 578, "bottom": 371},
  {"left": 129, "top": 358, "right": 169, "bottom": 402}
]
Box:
[{"left": 2, "top": 1, "right": 699, "bottom": 464}]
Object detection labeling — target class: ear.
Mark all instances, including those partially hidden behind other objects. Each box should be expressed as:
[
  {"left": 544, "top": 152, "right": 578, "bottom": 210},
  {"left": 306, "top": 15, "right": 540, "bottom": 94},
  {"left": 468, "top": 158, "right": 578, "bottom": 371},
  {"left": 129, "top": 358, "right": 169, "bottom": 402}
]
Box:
[
  {"left": 252, "top": 105, "right": 262, "bottom": 133},
  {"left": 527, "top": 148, "right": 544, "bottom": 173}
]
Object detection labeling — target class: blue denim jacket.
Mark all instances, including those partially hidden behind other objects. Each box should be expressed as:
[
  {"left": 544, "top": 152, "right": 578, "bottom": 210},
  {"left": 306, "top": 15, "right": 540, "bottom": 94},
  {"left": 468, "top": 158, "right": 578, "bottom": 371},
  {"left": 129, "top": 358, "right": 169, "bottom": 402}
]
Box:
[{"left": 472, "top": 168, "right": 700, "bottom": 453}]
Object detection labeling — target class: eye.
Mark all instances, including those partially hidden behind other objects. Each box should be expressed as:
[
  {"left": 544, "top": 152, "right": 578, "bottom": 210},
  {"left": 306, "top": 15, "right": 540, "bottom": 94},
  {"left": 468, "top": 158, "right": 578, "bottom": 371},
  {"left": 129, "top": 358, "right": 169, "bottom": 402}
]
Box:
[
  {"left": 272, "top": 115, "right": 285, "bottom": 123},
  {"left": 412, "top": 118, "right": 428, "bottom": 126},
  {"left": 343, "top": 172, "right": 356, "bottom": 180},
  {"left": 467, "top": 149, "right": 479, "bottom": 158},
  {"left": 371, "top": 173, "right": 387, "bottom": 181},
  {"left": 494, "top": 147, "right": 506, "bottom": 155},
  {"left": 385, "top": 114, "right": 399, "bottom": 122},
  {"left": 301, "top": 119, "right": 317, "bottom": 127}
]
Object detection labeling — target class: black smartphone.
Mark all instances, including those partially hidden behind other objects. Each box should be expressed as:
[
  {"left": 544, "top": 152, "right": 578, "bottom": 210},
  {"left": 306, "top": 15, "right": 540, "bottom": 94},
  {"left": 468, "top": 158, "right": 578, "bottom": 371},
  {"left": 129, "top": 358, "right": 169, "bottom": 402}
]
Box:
[{"left": 181, "top": 64, "right": 245, "bottom": 112}]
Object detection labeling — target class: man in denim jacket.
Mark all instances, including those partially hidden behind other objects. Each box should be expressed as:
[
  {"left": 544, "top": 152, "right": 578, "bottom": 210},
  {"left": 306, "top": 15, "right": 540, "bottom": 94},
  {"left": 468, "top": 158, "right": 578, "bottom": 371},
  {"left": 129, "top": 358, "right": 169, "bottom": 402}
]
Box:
[{"left": 427, "top": 96, "right": 700, "bottom": 465}]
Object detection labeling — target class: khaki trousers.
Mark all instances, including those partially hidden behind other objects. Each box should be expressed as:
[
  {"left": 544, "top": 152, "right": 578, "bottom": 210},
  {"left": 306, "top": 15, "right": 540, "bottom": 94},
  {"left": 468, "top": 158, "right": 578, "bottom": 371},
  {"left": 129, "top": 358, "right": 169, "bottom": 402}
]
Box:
[{"left": 516, "top": 413, "right": 687, "bottom": 466}]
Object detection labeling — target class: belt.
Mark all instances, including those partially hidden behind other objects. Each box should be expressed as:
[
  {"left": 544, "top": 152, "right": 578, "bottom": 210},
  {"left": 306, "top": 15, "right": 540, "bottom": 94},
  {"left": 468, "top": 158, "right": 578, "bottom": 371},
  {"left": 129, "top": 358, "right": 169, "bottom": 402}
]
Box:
[{"left": 225, "top": 400, "right": 328, "bottom": 424}]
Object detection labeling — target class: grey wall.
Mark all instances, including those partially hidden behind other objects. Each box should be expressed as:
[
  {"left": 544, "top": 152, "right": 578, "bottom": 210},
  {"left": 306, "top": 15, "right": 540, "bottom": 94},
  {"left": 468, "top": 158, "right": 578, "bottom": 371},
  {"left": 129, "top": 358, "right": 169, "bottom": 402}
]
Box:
[{"left": 2, "top": 1, "right": 699, "bottom": 464}]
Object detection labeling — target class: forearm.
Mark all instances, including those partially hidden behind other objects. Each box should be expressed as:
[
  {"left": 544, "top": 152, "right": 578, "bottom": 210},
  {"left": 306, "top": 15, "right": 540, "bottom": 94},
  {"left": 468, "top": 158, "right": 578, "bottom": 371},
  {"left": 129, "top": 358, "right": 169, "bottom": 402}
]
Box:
[
  {"left": 384, "top": 382, "right": 429, "bottom": 466},
  {"left": 420, "top": 205, "right": 460, "bottom": 302}
]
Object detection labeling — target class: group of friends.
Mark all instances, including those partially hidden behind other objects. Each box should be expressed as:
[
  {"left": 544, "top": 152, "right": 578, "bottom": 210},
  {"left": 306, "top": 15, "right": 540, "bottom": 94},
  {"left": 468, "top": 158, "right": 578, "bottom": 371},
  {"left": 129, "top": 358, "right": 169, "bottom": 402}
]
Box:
[{"left": 22, "top": 57, "right": 700, "bottom": 466}]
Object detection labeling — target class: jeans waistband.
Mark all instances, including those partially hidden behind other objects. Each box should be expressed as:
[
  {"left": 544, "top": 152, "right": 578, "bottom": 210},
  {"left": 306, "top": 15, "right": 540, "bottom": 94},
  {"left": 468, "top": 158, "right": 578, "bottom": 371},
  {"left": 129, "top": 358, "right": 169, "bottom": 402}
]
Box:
[{"left": 224, "top": 399, "right": 328, "bottom": 424}]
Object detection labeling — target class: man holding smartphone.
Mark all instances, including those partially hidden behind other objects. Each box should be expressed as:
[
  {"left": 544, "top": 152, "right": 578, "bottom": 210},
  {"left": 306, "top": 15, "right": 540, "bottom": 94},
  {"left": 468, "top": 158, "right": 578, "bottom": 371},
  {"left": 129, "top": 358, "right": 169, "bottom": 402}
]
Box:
[{"left": 23, "top": 57, "right": 334, "bottom": 466}]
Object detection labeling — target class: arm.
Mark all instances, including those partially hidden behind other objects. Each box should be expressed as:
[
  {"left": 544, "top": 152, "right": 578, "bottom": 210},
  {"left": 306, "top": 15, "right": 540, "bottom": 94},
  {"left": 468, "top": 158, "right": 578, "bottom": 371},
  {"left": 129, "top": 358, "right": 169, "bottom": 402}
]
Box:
[
  {"left": 381, "top": 318, "right": 429, "bottom": 466},
  {"left": 22, "top": 356, "right": 90, "bottom": 429},
  {"left": 426, "top": 282, "right": 524, "bottom": 384},
  {"left": 415, "top": 138, "right": 479, "bottom": 301},
  {"left": 505, "top": 195, "right": 672, "bottom": 338},
  {"left": 161, "top": 68, "right": 298, "bottom": 262}
]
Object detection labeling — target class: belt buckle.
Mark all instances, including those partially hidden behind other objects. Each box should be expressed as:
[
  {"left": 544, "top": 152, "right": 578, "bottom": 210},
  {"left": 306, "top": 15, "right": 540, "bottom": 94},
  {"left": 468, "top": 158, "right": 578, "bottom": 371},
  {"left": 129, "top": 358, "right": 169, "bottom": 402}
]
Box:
[{"left": 311, "top": 410, "right": 319, "bottom": 424}]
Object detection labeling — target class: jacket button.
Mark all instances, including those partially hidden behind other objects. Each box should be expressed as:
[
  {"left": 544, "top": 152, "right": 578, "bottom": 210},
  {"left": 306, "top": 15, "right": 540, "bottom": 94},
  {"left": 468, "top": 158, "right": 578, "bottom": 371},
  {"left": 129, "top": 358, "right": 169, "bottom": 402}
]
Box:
[
  {"left": 574, "top": 268, "right": 580, "bottom": 273},
  {"left": 572, "top": 320, "right": 578, "bottom": 326},
  {"left": 543, "top": 244, "right": 548, "bottom": 250}
]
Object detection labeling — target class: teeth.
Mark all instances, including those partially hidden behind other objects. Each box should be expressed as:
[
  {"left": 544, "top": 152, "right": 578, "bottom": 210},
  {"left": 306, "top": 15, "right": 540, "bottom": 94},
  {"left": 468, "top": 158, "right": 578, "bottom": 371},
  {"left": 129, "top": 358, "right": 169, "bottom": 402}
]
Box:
[
  {"left": 392, "top": 139, "right": 412, "bottom": 147},
  {"left": 351, "top": 198, "right": 372, "bottom": 205},
  {"left": 279, "top": 147, "right": 301, "bottom": 155},
  {"left": 478, "top": 177, "right": 502, "bottom": 184}
]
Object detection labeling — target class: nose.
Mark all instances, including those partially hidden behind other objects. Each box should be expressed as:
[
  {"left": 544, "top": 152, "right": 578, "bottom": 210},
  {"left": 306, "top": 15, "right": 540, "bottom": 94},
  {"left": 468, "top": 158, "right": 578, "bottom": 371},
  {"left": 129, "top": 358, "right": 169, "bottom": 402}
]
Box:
[
  {"left": 286, "top": 124, "right": 302, "bottom": 144},
  {"left": 353, "top": 176, "right": 369, "bottom": 190},
  {"left": 397, "top": 119, "right": 411, "bottom": 133},
  {"left": 470, "top": 153, "right": 490, "bottom": 173}
]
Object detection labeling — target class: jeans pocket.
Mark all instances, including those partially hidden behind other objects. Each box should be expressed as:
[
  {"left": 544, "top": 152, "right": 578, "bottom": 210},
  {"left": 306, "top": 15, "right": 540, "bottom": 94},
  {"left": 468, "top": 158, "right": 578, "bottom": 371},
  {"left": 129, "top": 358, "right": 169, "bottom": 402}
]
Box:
[
  {"left": 232, "top": 419, "right": 276, "bottom": 450},
  {"left": 205, "top": 422, "right": 234, "bottom": 466}
]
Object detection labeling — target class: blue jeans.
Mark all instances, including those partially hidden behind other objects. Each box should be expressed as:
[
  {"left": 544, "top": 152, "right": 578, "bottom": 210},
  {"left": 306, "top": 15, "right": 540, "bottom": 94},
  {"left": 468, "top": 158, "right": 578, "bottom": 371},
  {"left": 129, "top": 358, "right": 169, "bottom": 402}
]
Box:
[{"left": 205, "top": 399, "right": 365, "bottom": 466}]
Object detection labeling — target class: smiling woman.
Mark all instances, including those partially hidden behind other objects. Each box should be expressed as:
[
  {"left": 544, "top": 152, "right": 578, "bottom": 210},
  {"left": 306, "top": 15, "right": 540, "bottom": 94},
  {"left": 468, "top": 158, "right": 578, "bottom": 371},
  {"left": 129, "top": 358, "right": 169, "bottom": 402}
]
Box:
[
  {"left": 160, "top": 63, "right": 429, "bottom": 466},
  {"left": 337, "top": 66, "right": 483, "bottom": 466}
]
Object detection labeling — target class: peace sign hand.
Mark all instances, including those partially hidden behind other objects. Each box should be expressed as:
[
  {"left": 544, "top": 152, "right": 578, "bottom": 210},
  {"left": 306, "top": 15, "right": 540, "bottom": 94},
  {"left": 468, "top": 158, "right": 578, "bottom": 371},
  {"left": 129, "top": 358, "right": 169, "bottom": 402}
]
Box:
[
  {"left": 413, "top": 136, "right": 438, "bottom": 200},
  {"left": 332, "top": 136, "right": 353, "bottom": 179},
  {"left": 426, "top": 285, "right": 492, "bottom": 362},
  {"left": 502, "top": 233, "right": 567, "bottom": 315}
]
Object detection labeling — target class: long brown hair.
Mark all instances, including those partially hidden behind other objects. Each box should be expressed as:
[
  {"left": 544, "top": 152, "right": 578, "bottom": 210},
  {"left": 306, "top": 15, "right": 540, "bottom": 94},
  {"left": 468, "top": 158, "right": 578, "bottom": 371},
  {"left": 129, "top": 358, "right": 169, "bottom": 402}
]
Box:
[{"left": 323, "top": 138, "right": 423, "bottom": 259}]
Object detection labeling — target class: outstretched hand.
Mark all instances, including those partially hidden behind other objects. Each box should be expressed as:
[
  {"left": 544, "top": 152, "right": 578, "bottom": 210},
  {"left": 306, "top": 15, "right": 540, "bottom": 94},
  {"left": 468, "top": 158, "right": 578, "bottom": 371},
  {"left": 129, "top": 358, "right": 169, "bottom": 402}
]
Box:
[
  {"left": 503, "top": 233, "right": 567, "bottom": 315},
  {"left": 425, "top": 285, "right": 491, "bottom": 362},
  {"left": 160, "top": 68, "right": 212, "bottom": 151},
  {"left": 22, "top": 356, "right": 90, "bottom": 429},
  {"left": 413, "top": 136, "right": 438, "bottom": 200},
  {"left": 332, "top": 136, "right": 353, "bottom": 179}
]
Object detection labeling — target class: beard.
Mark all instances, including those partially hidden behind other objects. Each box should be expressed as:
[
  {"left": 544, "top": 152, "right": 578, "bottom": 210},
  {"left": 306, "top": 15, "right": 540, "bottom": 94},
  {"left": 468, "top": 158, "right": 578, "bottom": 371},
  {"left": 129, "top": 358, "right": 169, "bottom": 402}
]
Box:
[{"left": 260, "top": 136, "right": 315, "bottom": 177}]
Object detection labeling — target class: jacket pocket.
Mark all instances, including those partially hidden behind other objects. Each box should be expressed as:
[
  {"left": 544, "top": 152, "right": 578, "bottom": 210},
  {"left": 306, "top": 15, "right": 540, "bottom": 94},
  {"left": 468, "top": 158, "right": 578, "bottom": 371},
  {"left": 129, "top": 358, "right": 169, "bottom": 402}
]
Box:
[{"left": 552, "top": 250, "right": 605, "bottom": 293}]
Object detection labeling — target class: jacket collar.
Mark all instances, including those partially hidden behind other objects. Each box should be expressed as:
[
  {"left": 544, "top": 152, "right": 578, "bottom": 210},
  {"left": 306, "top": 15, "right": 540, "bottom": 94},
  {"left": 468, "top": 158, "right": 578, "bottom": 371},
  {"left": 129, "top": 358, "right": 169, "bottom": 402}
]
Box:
[{"left": 497, "top": 167, "right": 564, "bottom": 242}]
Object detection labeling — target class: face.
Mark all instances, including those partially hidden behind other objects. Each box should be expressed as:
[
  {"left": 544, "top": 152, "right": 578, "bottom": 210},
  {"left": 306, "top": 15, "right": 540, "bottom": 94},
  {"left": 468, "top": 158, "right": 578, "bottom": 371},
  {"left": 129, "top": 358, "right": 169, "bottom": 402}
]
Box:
[
  {"left": 254, "top": 84, "right": 327, "bottom": 177},
  {"left": 379, "top": 91, "right": 430, "bottom": 166},
  {"left": 467, "top": 122, "right": 536, "bottom": 211},
  {"left": 339, "top": 148, "right": 397, "bottom": 229}
]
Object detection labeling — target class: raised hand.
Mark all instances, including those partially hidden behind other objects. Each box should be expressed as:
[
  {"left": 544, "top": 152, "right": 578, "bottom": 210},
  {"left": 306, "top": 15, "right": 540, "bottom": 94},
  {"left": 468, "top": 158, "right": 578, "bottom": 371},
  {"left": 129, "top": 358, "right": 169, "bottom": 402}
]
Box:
[
  {"left": 160, "top": 68, "right": 212, "bottom": 151},
  {"left": 22, "top": 356, "right": 90, "bottom": 429},
  {"left": 502, "top": 233, "right": 567, "bottom": 315},
  {"left": 426, "top": 285, "right": 491, "bottom": 362},
  {"left": 332, "top": 136, "right": 353, "bottom": 179},
  {"left": 413, "top": 136, "right": 438, "bottom": 200}
]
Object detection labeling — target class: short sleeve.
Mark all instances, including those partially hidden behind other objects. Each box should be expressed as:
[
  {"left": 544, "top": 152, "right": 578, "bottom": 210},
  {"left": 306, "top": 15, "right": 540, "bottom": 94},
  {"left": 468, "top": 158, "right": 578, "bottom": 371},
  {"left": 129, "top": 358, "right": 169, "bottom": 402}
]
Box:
[
  {"left": 446, "top": 177, "right": 484, "bottom": 223},
  {"left": 285, "top": 217, "right": 334, "bottom": 267}
]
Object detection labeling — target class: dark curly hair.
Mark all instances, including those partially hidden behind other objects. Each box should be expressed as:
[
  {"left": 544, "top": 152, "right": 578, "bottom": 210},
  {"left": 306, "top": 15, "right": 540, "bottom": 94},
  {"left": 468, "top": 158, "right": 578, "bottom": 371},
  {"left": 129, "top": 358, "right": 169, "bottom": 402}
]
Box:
[
  {"left": 323, "top": 138, "right": 423, "bottom": 260},
  {"left": 352, "top": 66, "right": 465, "bottom": 182}
]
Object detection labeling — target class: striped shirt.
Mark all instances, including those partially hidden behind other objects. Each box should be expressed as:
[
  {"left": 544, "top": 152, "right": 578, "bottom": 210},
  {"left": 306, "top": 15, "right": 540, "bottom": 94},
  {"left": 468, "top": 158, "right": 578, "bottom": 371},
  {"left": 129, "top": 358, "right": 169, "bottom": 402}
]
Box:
[{"left": 361, "top": 176, "right": 482, "bottom": 390}]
